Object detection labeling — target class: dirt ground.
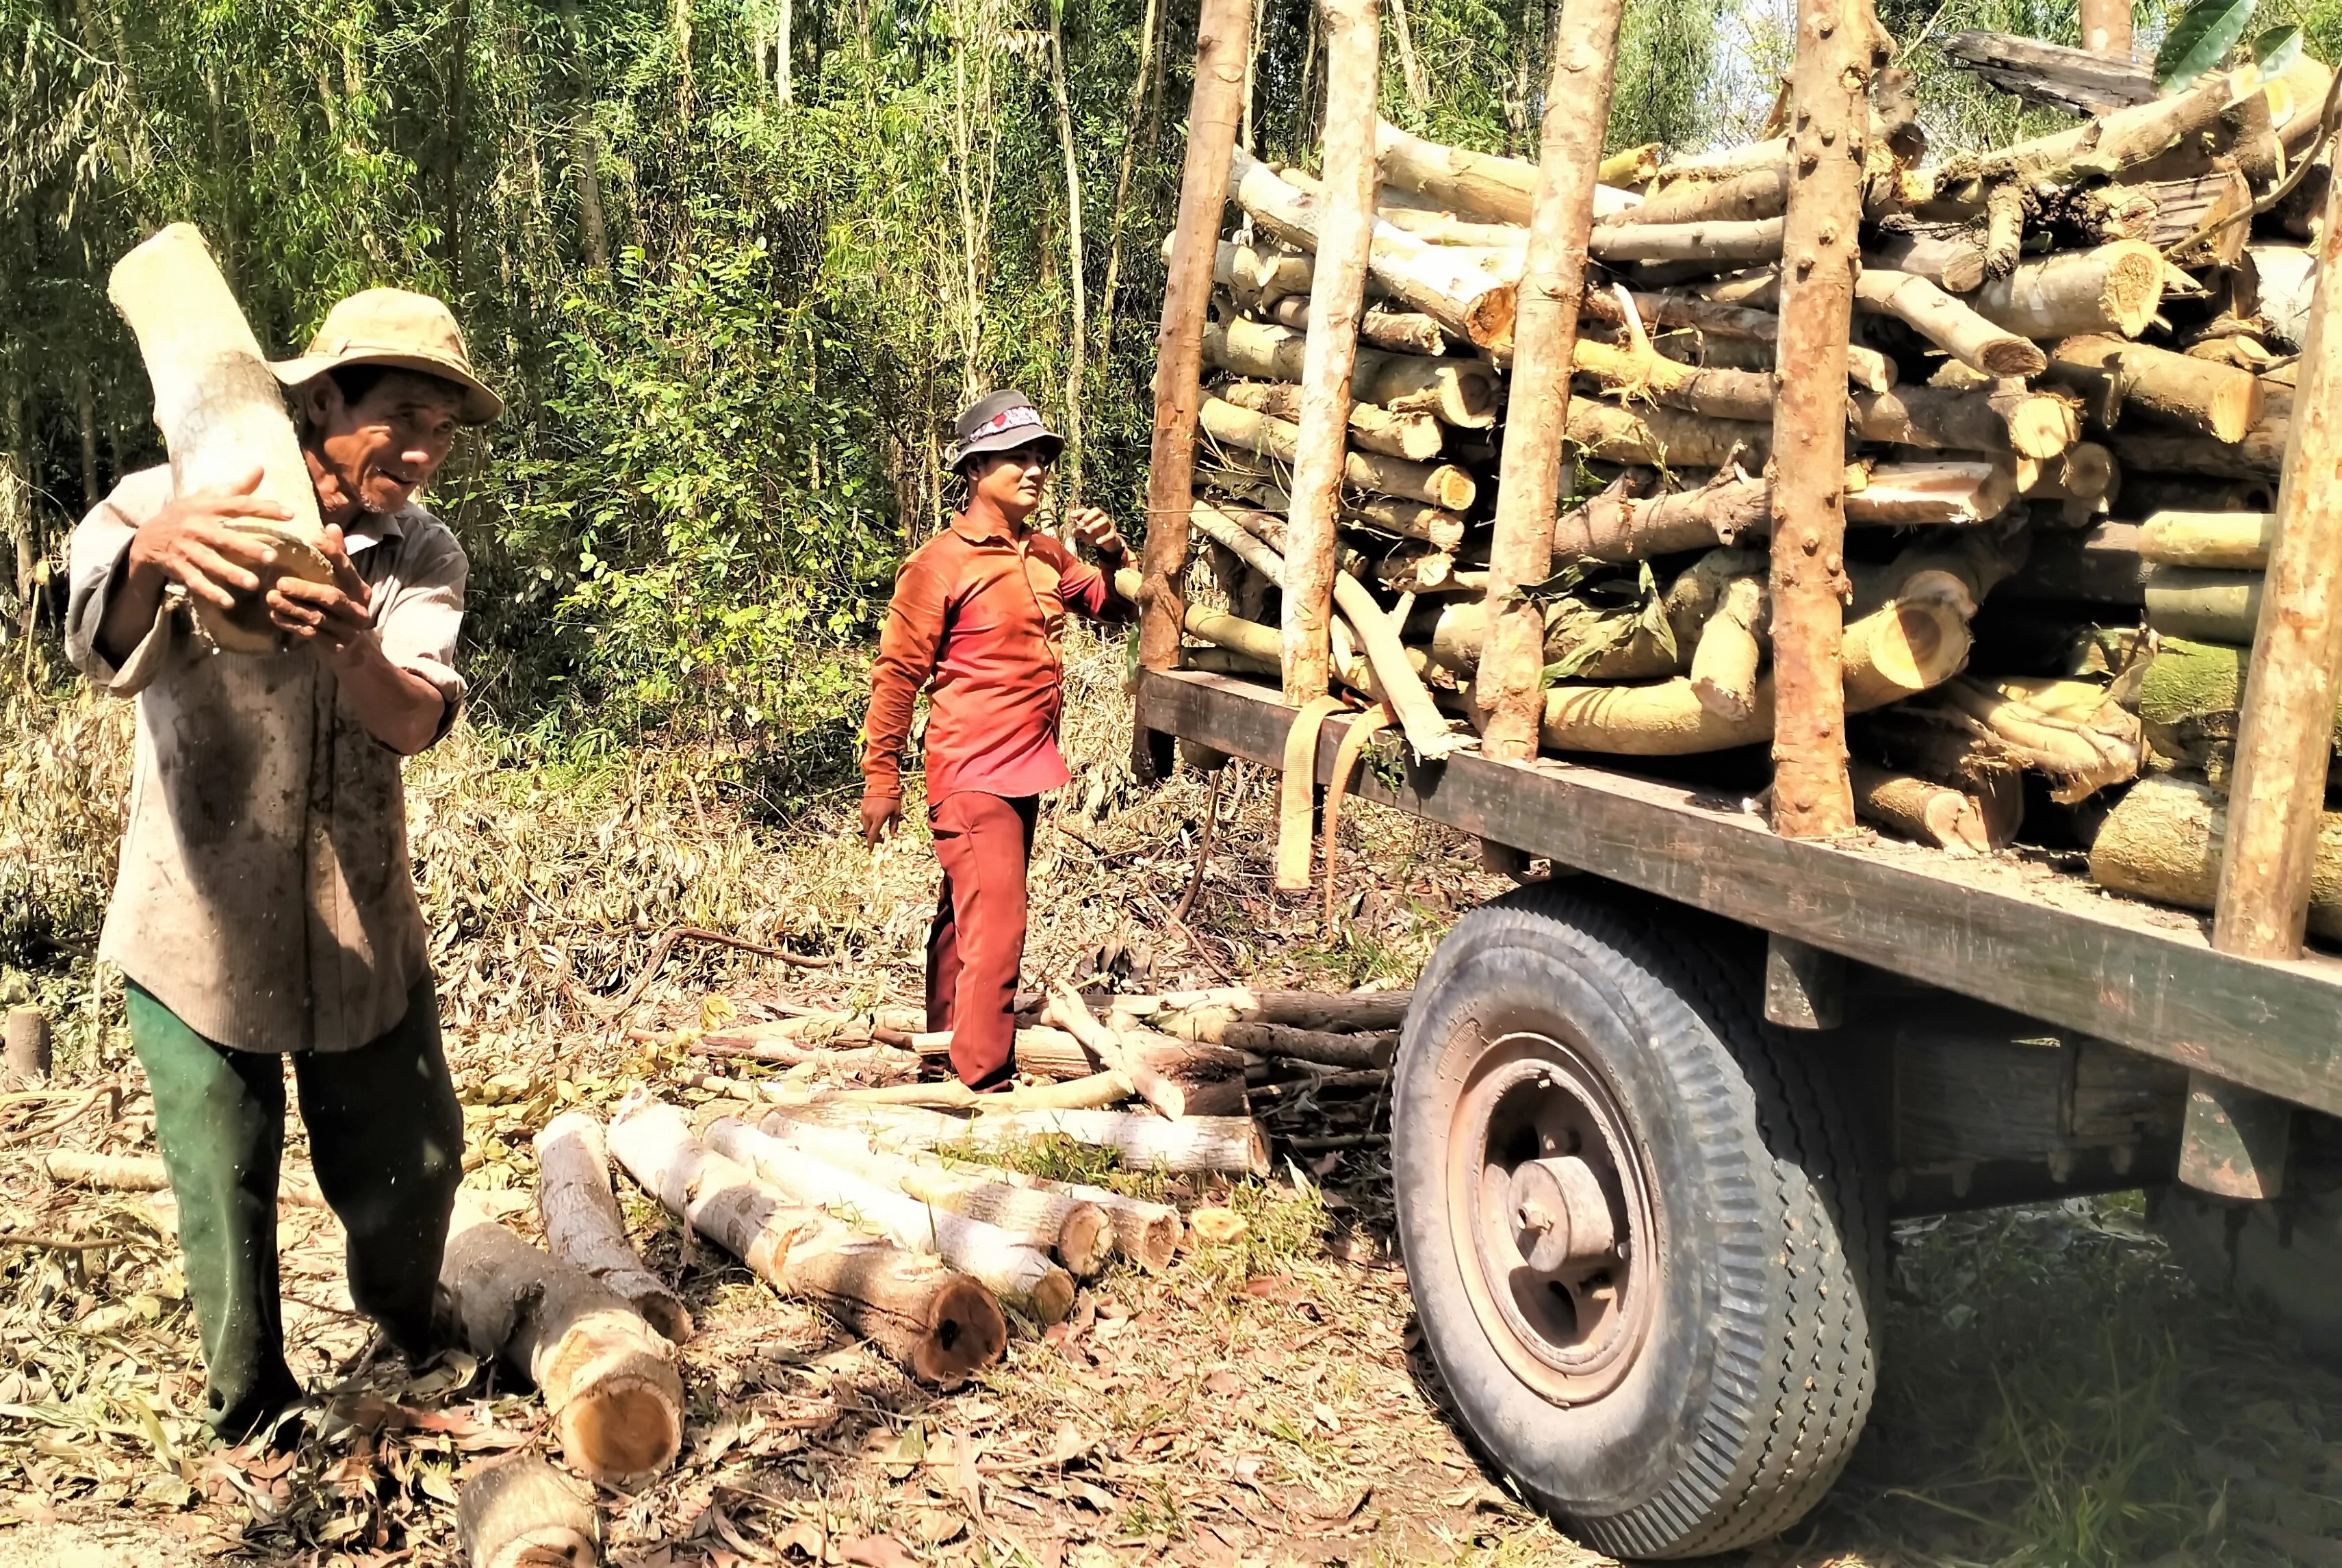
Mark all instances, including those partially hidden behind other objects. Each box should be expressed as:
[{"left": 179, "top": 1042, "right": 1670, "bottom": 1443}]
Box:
[{"left": 5, "top": 639, "right": 2340, "bottom": 1568}]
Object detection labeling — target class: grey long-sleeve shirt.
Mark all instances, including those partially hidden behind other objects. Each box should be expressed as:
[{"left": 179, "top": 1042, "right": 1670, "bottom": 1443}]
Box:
[{"left": 65, "top": 466, "right": 467, "bottom": 1053}]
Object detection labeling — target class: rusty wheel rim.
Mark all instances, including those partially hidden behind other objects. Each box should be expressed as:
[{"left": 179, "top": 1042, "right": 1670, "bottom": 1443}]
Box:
[{"left": 1445, "top": 1028, "right": 1657, "bottom": 1406}]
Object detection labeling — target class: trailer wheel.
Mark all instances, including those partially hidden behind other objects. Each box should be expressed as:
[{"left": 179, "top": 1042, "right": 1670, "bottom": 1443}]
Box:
[{"left": 1392, "top": 885, "right": 1881, "bottom": 1559}]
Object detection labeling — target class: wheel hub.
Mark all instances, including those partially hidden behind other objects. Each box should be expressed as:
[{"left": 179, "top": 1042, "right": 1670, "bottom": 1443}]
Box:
[{"left": 1446, "top": 1031, "right": 1656, "bottom": 1405}]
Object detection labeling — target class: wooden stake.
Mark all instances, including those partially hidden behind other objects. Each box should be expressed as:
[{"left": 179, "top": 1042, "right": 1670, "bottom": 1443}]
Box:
[
  {"left": 1766, "top": 0, "right": 1883, "bottom": 840},
  {"left": 1282, "top": 0, "right": 1378, "bottom": 706},
  {"left": 1479, "top": 0, "right": 1625, "bottom": 760},
  {"left": 1140, "top": 0, "right": 1252, "bottom": 674}
]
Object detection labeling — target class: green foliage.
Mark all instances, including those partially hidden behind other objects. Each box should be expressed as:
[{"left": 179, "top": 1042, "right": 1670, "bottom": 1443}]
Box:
[
  {"left": 2254, "top": 19, "right": 2305, "bottom": 69},
  {"left": 2157, "top": 0, "right": 2258, "bottom": 86}
]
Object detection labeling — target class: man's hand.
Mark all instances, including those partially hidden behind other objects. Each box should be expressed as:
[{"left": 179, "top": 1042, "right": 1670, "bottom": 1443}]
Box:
[
  {"left": 1068, "top": 505, "right": 1126, "bottom": 561},
  {"left": 860, "top": 793, "right": 904, "bottom": 847},
  {"left": 268, "top": 524, "right": 376, "bottom": 669},
  {"left": 125, "top": 467, "right": 293, "bottom": 612}
]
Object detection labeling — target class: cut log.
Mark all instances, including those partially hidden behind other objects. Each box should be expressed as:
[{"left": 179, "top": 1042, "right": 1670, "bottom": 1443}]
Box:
[
  {"left": 1373, "top": 119, "right": 1535, "bottom": 223},
  {"left": 106, "top": 223, "right": 331, "bottom": 655},
  {"left": 1196, "top": 396, "right": 1474, "bottom": 509},
  {"left": 3, "top": 1007, "right": 49, "bottom": 1082},
  {"left": 534, "top": 1113, "right": 692, "bottom": 1346},
  {"left": 1122, "top": 986, "right": 1413, "bottom": 1031},
  {"left": 1575, "top": 337, "right": 1773, "bottom": 422},
  {"left": 1553, "top": 471, "right": 1773, "bottom": 559},
  {"left": 44, "top": 1149, "right": 329, "bottom": 1209},
  {"left": 1855, "top": 269, "right": 2045, "bottom": 376},
  {"left": 1971, "top": 242, "right": 2163, "bottom": 340},
  {"left": 1374, "top": 208, "right": 1531, "bottom": 246},
  {"left": 1231, "top": 146, "right": 1516, "bottom": 347},
  {"left": 2139, "top": 637, "right": 2342, "bottom": 783},
  {"left": 809, "top": 1072, "right": 1135, "bottom": 1113},
  {"left": 606, "top": 1096, "right": 1005, "bottom": 1383},
  {"left": 1582, "top": 288, "right": 1780, "bottom": 340},
  {"left": 1266, "top": 293, "right": 1449, "bottom": 355},
  {"left": 1623, "top": 165, "right": 1788, "bottom": 227},
  {"left": 1845, "top": 460, "right": 2020, "bottom": 526},
  {"left": 779, "top": 1100, "right": 1274, "bottom": 1175},
  {"left": 1585, "top": 218, "right": 1784, "bottom": 264},
  {"left": 1482, "top": 0, "right": 1626, "bottom": 758},
  {"left": 1218, "top": 380, "right": 1443, "bottom": 460},
  {"left": 2072, "top": 169, "right": 2254, "bottom": 268},
  {"left": 2138, "top": 511, "right": 2275, "bottom": 570},
  {"left": 1939, "top": 675, "right": 2144, "bottom": 802},
  {"left": 1940, "top": 29, "right": 2154, "bottom": 116},
  {"left": 2045, "top": 335, "right": 2264, "bottom": 443},
  {"left": 1202, "top": 318, "right": 1499, "bottom": 427},
  {"left": 743, "top": 1114, "right": 1113, "bottom": 1276},
  {"left": 1867, "top": 226, "right": 1990, "bottom": 294},
  {"left": 1039, "top": 977, "right": 1250, "bottom": 1118},
  {"left": 1140, "top": 0, "right": 1252, "bottom": 677},
  {"left": 1153, "top": 1018, "right": 1397, "bottom": 1068},
  {"left": 437, "top": 1192, "right": 684, "bottom": 1486},
  {"left": 1850, "top": 382, "right": 2076, "bottom": 459},
  {"left": 1849, "top": 760, "right": 2005, "bottom": 853},
  {"left": 1567, "top": 398, "right": 1770, "bottom": 469},
  {"left": 1691, "top": 572, "right": 1768, "bottom": 721},
  {"left": 2146, "top": 565, "right": 2262, "bottom": 644},
  {"left": 704, "top": 1117, "right": 1074, "bottom": 1324},
  {"left": 1935, "top": 66, "right": 2263, "bottom": 202},
  {"left": 456, "top": 1453, "right": 599, "bottom": 1568},
  {"left": 2092, "top": 773, "right": 2342, "bottom": 942},
  {"left": 2022, "top": 441, "right": 2120, "bottom": 520},
  {"left": 1210, "top": 236, "right": 1313, "bottom": 304}
]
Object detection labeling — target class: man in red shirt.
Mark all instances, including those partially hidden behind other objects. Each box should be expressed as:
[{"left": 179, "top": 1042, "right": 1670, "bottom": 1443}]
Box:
[{"left": 860, "top": 391, "right": 1134, "bottom": 1089}]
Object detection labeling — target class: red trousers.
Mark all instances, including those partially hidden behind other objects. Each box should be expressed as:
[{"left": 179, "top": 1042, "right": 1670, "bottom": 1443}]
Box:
[{"left": 926, "top": 792, "right": 1038, "bottom": 1090}]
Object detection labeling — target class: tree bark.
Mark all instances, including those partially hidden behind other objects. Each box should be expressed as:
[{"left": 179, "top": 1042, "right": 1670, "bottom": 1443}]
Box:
[
  {"left": 1569, "top": 398, "right": 1771, "bottom": 469},
  {"left": 1230, "top": 149, "right": 1517, "bottom": 347},
  {"left": 1944, "top": 27, "right": 2148, "bottom": 114},
  {"left": 1265, "top": 293, "right": 1449, "bottom": 356},
  {"left": 456, "top": 1454, "right": 600, "bottom": 1568},
  {"left": 1096, "top": 0, "right": 1161, "bottom": 366},
  {"left": 1476, "top": 0, "right": 1625, "bottom": 759},
  {"left": 2145, "top": 565, "right": 2261, "bottom": 644},
  {"left": 704, "top": 1118, "right": 1075, "bottom": 1323},
  {"left": 782, "top": 1100, "right": 1275, "bottom": 1174},
  {"left": 2095, "top": 774, "right": 2342, "bottom": 942},
  {"left": 2139, "top": 510, "right": 2274, "bottom": 570},
  {"left": 1141, "top": 0, "right": 1253, "bottom": 673},
  {"left": 437, "top": 1193, "right": 685, "bottom": 1485},
  {"left": 1849, "top": 382, "right": 2076, "bottom": 459},
  {"left": 1853, "top": 268, "right": 2045, "bottom": 376},
  {"left": 606, "top": 1097, "right": 1006, "bottom": 1383},
  {"left": 1198, "top": 396, "right": 1474, "bottom": 508},
  {"left": 1866, "top": 226, "right": 1989, "bottom": 294},
  {"left": 1766, "top": 0, "right": 1882, "bottom": 838},
  {"left": 5, "top": 1007, "right": 51, "bottom": 1083},
  {"left": 1849, "top": 762, "right": 2006, "bottom": 853},
  {"left": 1123, "top": 987, "right": 1411, "bottom": 1031},
  {"left": 1281, "top": 0, "right": 1379, "bottom": 707},
  {"left": 535, "top": 1113, "right": 692, "bottom": 1345},
  {"left": 1937, "top": 675, "right": 2143, "bottom": 801},
  {"left": 1971, "top": 241, "right": 2162, "bottom": 340},
  {"left": 1218, "top": 381, "right": 1442, "bottom": 459},
  {"left": 2045, "top": 333, "right": 2263, "bottom": 444},
  {"left": 1374, "top": 118, "right": 1536, "bottom": 222},
  {"left": 1203, "top": 318, "right": 1500, "bottom": 426},
  {"left": 1624, "top": 165, "right": 1788, "bottom": 227},
  {"left": 1047, "top": 13, "right": 1088, "bottom": 498},
  {"left": 1935, "top": 66, "right": 2259, "bottom": 203},
  {"left": 1584, "top": 217, "right": 1784, "bottom": 264},
  {"left": 1691, "top": 571, "right": 1768, "bottom": 720}
]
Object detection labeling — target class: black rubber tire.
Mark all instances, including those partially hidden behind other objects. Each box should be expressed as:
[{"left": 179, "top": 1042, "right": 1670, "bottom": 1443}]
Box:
[{"left": 1392, "top": 884, "right": 1883, "bottom": 1560}]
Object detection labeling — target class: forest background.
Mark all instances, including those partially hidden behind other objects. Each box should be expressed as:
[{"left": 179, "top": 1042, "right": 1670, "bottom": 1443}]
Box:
[{"left": 5, "top": 0, "right": 2342, "bottom": 990}]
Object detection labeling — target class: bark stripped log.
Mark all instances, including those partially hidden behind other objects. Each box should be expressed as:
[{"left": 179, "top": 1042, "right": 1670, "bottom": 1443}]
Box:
[
  {"left": 1481, "top": 0, "right": 1626, "bottom": 760},
  {"left": 534, "top": 1111, "right": 693, "bottom": 1345},
  {"left": 1373, "top": 118, "right": 1534, "bottom": 222},
  {"left": 1203, "top": 317, "right": 1498, "bottom": 426},
  {"left": 1140, "top": 0, "right": 1251, "bottom": 674},
  {"left": 1280, "top": 0, "right": 1378, "bottom": 706},
  {"left": 2094, "top": 774, "right": 2342, "bottom": 942},
  {"left": 606, "top": 1096, "right": 1006, "bottom": 1383},
  {"left": 1197, "top": 396, "right": 1475, "bottom": 509},
  {"left": 1584, "top": 218, "right": 1784, "bottom": 264},
  {"left": 704, "top": 1117, "right": 1075, "bottom": 1324},
  {"left": 1767, "top": 0, "right": 1886, "bottom": 840},
  {"left": 1219, "top": 380, "right": 1443, "bottom": 458},
  {"left": 437, "top": 1193, "right": 685, "bottom": 1486},
  {"left": 2044, "top": 334, "right": 2263, "bottom": 444},
  {"left": 1850, "top": 761, "right": 2007, "bottom": 853},
  {"left": 779, "top": 1100, "right": 1276, "bottom": 1175},
  {"left": 1971, "top": 242, "right": 2163, "bottom": 340},
  {"left": 1867, "top": 227, "right": 1990, "bottom": 294},
  {"left": 2138, "top": 510, "right": 2275, "bottom": 569},
  {"left": 1853, "top": 268, "right": 2045, "bottom": 376},
  {"left": 1039, "top": 977, "right": 1251, "bottom": 1118}
]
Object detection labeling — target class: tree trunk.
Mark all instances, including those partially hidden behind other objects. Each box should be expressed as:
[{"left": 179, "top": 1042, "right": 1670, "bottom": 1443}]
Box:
[
  {"left": 1481, "top": 0, "right": 1626, "bottom": 758},
  {"left": 1047, "top": 14, "right": 1088, "bottom": 498},
  {"left": 1196, "top": 235, "right": 1313, "bottom": 306},
  {"left": 2046, "top": 333, "right": 2262, "bottom": 444},
  {"left": 1098, "top": 0, "right": 1161, "bottom": 364},
  {"left": 533, "top": 1113, "right": 692, "bottom": 1344},
  {"left": 1230, "top": 149, "right": 1517, "bottom": 347},
  {"left": 1374, "top": 118, "right": 1536, "bottom": 222},
  {"left": 456, "top": 1454, "right": 599, "bottom": 1568},
  {"left": 1849, "top": 761, "right": 2007, "bottom": 853},
  {"left": 1942, "top": 27, "right": 2148, "bottom": 114},
  {"left": 1140, "top": 0, "right": 1254, "bottom": 673},
  {"left": 107, "top": 224, "right": 330, "bottom": 656},
  {"left": 1853, "top": 268, "right": 2045, "bottom": 376},
  {"left": 1203, "top": 318, "right": 1500, "bottom": 426},
  {"left": 1554, "top": 473, "right": 1775, "bottom": 559},
  {"left": 1039, "top": 978, "right": 1251, "bottom": 1118},
  {"left": 1584, "top": 217, "right": 1783, "bottom": 264},
  {"left": 2145, "top": 565, "right": 2261, "bottom": 644},
  {"left": 1691, "top": 571, "right": 1768, "bottom": 720},
  {"left": 1282, "top": 0, "right": 1379, "bottom": 706},
  {"left": 1625, "top": 165, "right": 1788, "bottom": 226},
  {"left": 1571, "top": 398, "right": 1771, "bottom": 471},
  {"left": 1847, "top": 459, "right": 2019, "bottom": 525},
  {"left": 2094, "top": 774, "right": 2342, "bottom": 942},
  {"left": 1198, "top": 397, "right": 1474, "bottom": 508},
  {"left": 1122, "top": 987, "right": 1411, "bottom": 1031},
  {"left": 606, "top": 1097, "right": 1006, "bottom": 1383},
  {"left": 2139, "top": 510, "right": 2274, "bottom": 570},
  {"left": 437, "top": 1193, "right": 685, "bottom": 1485},
  {"left": 1219, "top": 381, "right": 1442, "bottom": 459},
  {"left": 1386, "top": 0, "right": 1429, "bottom": 111},
  {"left": 791, "top": 1101, "right": 1274, "bottom": 1174},
  {"left": 1971, "top": 242, "right": 2162, "bottom": 340},
  {"left": 72, "top": 363, "right": 98, "bottom": 511},
  {"left": 1937, "top": 65, "right": 2257, "bottom": 203},
  {"left": 1849, "top": 383, "right": 2075, "bottom": 459},
  {"left": 5, "top": 1007, "right": 51, "bottom": 1082},
  {"left": 704, "top": 1118, "right": 1075, "bottom": 1323},
  {"left": 743, "top": 1114, "right": 1114, "bottom": 1276},
  {"left": 1937, "top": 676, "right": 2143, "bottom": 801},
  {"left": 1266, "top": 293, "right": 1451, "bottom": 359},
  {"left": 1866, "top": 227, "right": 1989, "bottom": 294}
]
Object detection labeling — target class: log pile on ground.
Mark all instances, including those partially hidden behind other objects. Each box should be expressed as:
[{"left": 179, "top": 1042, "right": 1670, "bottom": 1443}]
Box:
[{"left": 1167, "top": 36, "right": 2342, "bottom": 931}]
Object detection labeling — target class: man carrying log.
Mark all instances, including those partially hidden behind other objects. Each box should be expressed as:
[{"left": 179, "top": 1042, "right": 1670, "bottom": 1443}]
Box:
[
  {"left": 63, "top": 290, "right": 500, "bottom": 1440},
  {"left": 860, "top": 391, "right": 1134, "bottom": 1090}
]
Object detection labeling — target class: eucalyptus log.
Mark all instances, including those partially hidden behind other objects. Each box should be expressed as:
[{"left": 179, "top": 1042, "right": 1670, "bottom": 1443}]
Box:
[
  {"left": 1203, "top": 317, "right": 1499, "bottom": 427},
  {"left": 780, "top": 1101, "right": 1274, "bottom": 1176},
  {"left": 3, "top": 1007, "right": 49, "bottom": 1083},
  {"left": 1198, "top": 236, "right": 1313, "bottom": 305},
  {"left": 1581, "top": 288, "right": 1779, "bottom": 340},
  {"left": 1692, "top": 571, "right": 1768, "bottom": 721},
  {"left": 704, "top": 1117, "right": 1074, "bottom": 1324},
  {"left": 1039, "top": 977, "right": 1250, "bottom": 1118},
  {"left": 1123, "top": 986, "right": 1412, "bottom": 1031},
  {"left": 2045, "top": 335, "right": 2263, "bottom": 443},
  {"left": 1934, "top": 67, "right": 2264, "bottom": 205},
  {"left": 2139, "top": 637, "right": 2342, "bottom": 784},
  {"left": 1373, "top": 119, "right": 1536, "bottom": 223},
  {"left": 1585, "top": 217, "right": 1784, "bottom": 264},
  {"left": 2022, "top": 441, "right": 2120, "bottom": 520},
  {"left": 1867, "top": 227, "right": 1990, "bottom": 294},
  {"left": 608, "top": 1098, "right": 1005, "bottom": 1382},
  {"left": 2145, "top": 565, "right": 2262, "bottom": 644},
  {"left": 437, "top": 1194, "right": 684, "bottom": 1485},
  {"left": 1231, "top": 146, "right": 1516, "bottom": 346},
  {"left": 2074, "top": 169, "right": 2254, "bottom": 268},
  {"left": 1851, "top": 383, "right": 2076, "bottom": 459},
  {"left": 1850, "top": 761, "right": 2007, "bottom": 853},
  {"left": 1197, "top": 396, "right": 1475, "bottom": 509},
  {"left": 1940, "top": 29, "right": 2153, "bottom": 115},
  {"left": 1568, "top": 398, "right": 1771, "bottom": 469},
  {"left": 2092, "top": 773, "right": 2342, "bottom": 942},
  {"left": 534, "top": 1113, "right": 692, "bottom": 1345},
  {"left": 1549, "top": 459, "right": 2013, "bottom": 561},
  {"left": 1623, "top": 165, "right": 1788, "bottom": 227},
  {"left": 1846, "top": 461, "right": 2020, "bottom": 525},
  {"left": 1373, "top": 209, "right": 1531, "bottom": 246},
  {"left": 1266, "top": 292, "right": 1448, "bottom": 355},
  {"left": 1120, "top": 565, "right": 1283, "bottom": 665},
  {"left": 2138, "top": 511, "right": 2275, "bottom": 570},
  {"left": 1219, "top": 379, "right": 1443, "bottom": 459},
  {"left": 1939, "top": 675, "right": 2143, "bottom": 802},
  {"left": 456, "top": 1454, "right": 600, "bottom": 1568},
  {"left": 1972, "top": 242, "right": 2163, "bottom": 341},
  {"left": 1855, "top": 268, "right": 2044, "bottom": 376},
  {"left": 1574, "top": 338, "right": 1773, "bottom": 422}
]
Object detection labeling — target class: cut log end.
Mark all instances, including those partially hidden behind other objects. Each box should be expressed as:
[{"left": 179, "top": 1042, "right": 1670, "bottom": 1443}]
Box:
[
  {"left": 1979, "top": 339, "right": 2048, "bottom": 377},
  {"left": 456, "top": 1454, "right": 600, "bottom": 1568},
  {"left": 554, "top": 1360, "right": 686, "bottom": 1486},
  {"left": 914, "top": 1274, "right": 1012, "bottom": 1383}
]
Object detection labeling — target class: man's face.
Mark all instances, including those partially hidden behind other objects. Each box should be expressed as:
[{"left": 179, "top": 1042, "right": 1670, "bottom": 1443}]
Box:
[
  {"left": 969, "top": 444, "right": 1052, "bottom": 519},
  {"left": 307, "top": 371, "right": 464, "bottom": 515}
]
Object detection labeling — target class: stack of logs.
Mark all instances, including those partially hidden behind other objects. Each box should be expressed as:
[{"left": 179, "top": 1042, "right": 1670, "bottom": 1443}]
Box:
[{"left": 1159, "top": 29, "right": 2342, "bottom": 933}]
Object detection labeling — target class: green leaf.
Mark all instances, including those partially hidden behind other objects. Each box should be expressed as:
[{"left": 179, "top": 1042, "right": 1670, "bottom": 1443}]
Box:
[
  {"left": 2156, "top": 0, "right": 2256, "bottom": 91},
  {"left": 2254, "top": 23, "right": 2302, "bottom": 75}
]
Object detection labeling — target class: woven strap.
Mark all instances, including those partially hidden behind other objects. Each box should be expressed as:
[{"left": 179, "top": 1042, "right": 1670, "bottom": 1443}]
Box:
[
  {"left": 1276, "top": 695, "right": 1349, "bottom": 892},
  {"left": 1322, "top": 702, "right": 1396, "bottom": 928}
]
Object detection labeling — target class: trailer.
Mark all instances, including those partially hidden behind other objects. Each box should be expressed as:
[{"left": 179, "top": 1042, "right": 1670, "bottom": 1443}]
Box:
[{"left": 1130, "top": 0, "right": 2342, "bottom": 1556}]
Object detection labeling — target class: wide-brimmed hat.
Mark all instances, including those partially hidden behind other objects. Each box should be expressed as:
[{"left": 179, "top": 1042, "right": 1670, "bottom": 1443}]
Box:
[
  {"left": 947, "top": 389, "right": 1063, "bottom": 470},
  {"left": 270, "top": 288, "right": 503, "bottom": 425}
]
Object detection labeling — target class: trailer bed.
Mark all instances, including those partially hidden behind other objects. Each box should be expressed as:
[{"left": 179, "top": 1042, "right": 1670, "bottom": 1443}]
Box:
[{"left": 1140, "top": 667, "right": 2342, "bottom": 1118}]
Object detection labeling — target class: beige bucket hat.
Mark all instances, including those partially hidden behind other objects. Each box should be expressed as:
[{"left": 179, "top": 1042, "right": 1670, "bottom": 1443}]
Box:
[{"left": 270, "top": 287, "right": 503, "bottom": 424}]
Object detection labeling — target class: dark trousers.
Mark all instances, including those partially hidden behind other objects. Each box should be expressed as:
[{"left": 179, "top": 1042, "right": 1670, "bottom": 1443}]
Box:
[
  {"left": 127, "top": 977, "right": 464, "bottom": 1439},
  {"left": 926, "top": 791, "right": 1038, "bottom": 1090}
]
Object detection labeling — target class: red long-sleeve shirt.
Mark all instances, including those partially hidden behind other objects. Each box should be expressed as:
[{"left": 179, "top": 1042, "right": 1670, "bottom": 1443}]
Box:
[{"left": 862, "top": 513, "right": 1131, "bottom": 804}]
